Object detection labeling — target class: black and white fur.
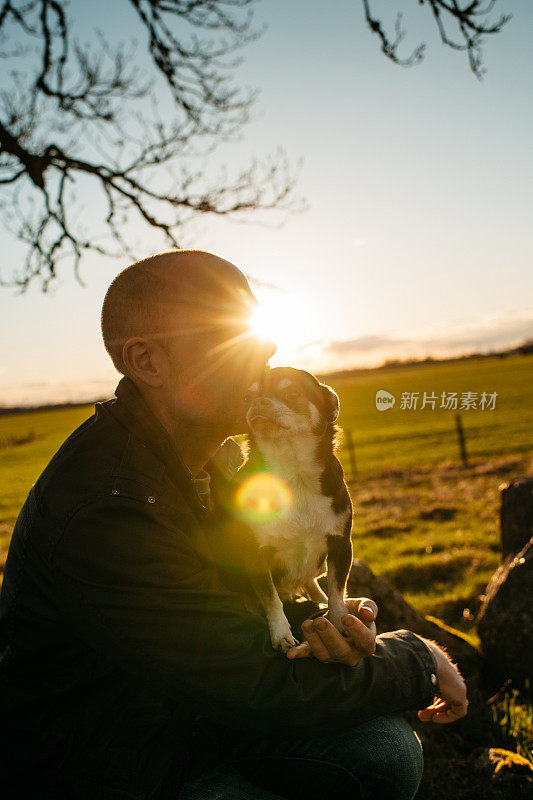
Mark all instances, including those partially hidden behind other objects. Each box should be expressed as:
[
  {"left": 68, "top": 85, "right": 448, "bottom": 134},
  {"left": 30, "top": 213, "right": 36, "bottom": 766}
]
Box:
[{"left": 236, "top": 366, "right": 353, "bottom": 652}]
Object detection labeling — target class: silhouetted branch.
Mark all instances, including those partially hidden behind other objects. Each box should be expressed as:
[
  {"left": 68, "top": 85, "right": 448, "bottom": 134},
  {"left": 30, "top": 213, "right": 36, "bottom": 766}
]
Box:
[
  {"left": 0, "top": 0, "right": 513, "bottom": 290},
  {"left": 361, "top": 0, "right": 511, "bottom": 78},
  {"left": 362, "top": 0, "right": 425, "bottom": 67},
  {"left": 1, "top": 133, "right": 297, "bottom": 290},
  {"left": 0, "top": 0, "right": 296, "bottom": 291}
]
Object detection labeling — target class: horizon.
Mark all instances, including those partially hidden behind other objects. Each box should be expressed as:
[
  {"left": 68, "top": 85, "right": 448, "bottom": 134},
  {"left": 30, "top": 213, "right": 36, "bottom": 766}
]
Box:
[{"left": 2, "top": 339, "right": 530, "bottom": 411}]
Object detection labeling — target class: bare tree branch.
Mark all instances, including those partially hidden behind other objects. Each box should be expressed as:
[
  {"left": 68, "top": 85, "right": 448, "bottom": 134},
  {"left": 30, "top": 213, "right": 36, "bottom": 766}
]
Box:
[
  {"left": 0, "top": 0, "right": 298, "bottom": 291},
  {"left": 361, "top": 0, "right": 511, "bottom": 79},
  {"left": 0, "top": 0, "right": 512, "bottom": 291}
]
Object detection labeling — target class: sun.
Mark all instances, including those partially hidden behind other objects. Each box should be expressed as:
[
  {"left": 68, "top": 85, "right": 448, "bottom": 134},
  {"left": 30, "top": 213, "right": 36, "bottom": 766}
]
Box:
[{"left": 249, "top": 287, "right": 318, "bottom": 360}]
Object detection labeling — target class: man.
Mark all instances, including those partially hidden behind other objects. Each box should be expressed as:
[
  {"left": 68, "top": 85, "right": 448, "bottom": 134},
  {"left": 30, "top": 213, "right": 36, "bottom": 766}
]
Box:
[{"left": 0, "top": 250, "right": 467, "bottom": 800}]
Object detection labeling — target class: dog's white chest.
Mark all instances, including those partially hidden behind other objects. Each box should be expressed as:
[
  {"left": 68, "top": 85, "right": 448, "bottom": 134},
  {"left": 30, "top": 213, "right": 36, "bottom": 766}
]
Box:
[{"left": 250, "top": 485, "right": 345, "bottom": 597}]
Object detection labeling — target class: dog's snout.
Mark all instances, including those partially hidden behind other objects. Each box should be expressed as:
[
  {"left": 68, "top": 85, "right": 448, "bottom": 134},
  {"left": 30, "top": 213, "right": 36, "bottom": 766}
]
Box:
[{"left": 250, "top": 397, "right": 273, "bottom": 413}]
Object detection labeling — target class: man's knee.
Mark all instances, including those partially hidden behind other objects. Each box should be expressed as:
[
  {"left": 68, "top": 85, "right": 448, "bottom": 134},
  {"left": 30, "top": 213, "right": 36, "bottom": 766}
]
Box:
[
  {"left": 215, "top": 715, "right": 424, "bottom": 800},
  {"left": 343, "top": 715, "right": 424, "bottom": 800}
]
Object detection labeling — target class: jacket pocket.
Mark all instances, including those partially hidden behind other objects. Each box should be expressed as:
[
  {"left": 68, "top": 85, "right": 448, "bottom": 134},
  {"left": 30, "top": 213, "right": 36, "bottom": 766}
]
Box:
[{"left": 107, "top": 478, "right": 160, "bottom": 507}]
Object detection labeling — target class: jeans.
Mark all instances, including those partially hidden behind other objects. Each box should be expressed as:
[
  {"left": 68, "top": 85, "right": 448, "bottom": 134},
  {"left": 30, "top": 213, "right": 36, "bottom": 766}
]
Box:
[{"left": 182, "top": 715, "right": 424, "bottom": 800}]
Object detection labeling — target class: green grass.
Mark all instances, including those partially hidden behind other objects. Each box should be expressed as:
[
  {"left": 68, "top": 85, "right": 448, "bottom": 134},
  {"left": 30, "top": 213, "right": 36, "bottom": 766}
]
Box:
[
  {"left": 348, "top": 452, "right": 532, "bottom": 646},
  {"left": 333, "top": 353, "right": 533, "bottom": 474},
  {"left": 0, "top": 405, "right": 93, "bottom": 550},
  {"left": 490, "top": 681, "right": 533, "bottom": 767}
]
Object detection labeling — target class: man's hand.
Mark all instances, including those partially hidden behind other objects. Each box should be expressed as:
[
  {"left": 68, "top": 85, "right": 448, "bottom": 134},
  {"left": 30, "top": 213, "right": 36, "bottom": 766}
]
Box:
[
  {"left": 286, "top": 597, "right": 377, "bottom": 667},
  {"left": 416, "top": 637, "right": 468, "bottom": 724}
]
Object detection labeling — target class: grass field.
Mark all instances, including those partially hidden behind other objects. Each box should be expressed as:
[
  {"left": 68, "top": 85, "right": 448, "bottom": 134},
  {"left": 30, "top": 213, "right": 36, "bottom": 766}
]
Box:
[
  {"left": 1, "top": 353, "right": 532, "bottom": 793},
  {"left": 333, "top": 352, "right": 533, "bottom": 473},
  {"left": 0, "top": 404, "right": 94, "bottom": 528}
]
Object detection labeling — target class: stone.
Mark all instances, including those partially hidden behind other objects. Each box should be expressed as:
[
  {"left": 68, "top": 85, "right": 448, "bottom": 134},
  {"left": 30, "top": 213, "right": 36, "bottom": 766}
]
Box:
[
  {"left": 474, "top": 748, "right": 533, "bottom": 799},
  {"left": 500, "top": 476, "right": 533, "bottom": 558},
  {"left": 477, "top": 537, "right": 533, "bottom": 686},
  {"left": 343, "top": 559, "right": 481, "bottom": 674}
]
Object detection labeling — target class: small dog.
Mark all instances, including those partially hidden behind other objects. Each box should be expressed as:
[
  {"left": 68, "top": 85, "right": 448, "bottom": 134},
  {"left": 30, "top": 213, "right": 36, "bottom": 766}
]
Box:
[{"left": 209, "top": 367, "right": 353, "bottom": 652}]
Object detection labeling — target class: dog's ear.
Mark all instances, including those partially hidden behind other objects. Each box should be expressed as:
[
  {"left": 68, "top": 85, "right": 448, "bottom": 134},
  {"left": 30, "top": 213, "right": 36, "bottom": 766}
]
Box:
[{"left": 321, "top": 384, "right": 339, "bottom": 422}]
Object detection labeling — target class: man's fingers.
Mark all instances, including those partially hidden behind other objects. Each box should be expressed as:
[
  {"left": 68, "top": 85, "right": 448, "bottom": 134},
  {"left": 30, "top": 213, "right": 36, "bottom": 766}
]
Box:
[
  {"left": 288, "top": 611, "right": 378, "bottom": 666},
  {"left": 312, "top": 615, "right": 375, "bottom": 665},
  {"left": 357, "top": 598, "right": 378, "bottom": 620},
  {"left": 286, "top": 640, "right": 312, "bottom": 659},
  {"left": 343, "top": 598, "right": 378, "bottom": 633},
  {"left": 360, "top": 615, "right": 377, "bottom": 638},
  {"left": 341, "top": 615, "right": 376, "bottom": 655},
  {"left": 417, "top": 701, "right": 443, "bottom": 722},
  {"left": 344, "top": 598, "right": 378, "bottom": 621},
  {"left": 357, "top": 606, "right": 376, "bottom": 629},
  {"left": 312, "top": 617, "right": 361, "bottom": 666},
  {"left": 418, "top": 700, "right": 468, "bottom": 724},
  {"left": 299, "top": 619, "right": 334, "bottom": 662},
  {"left": 432, "top": 701, "right": 468, "bottom": 724}
]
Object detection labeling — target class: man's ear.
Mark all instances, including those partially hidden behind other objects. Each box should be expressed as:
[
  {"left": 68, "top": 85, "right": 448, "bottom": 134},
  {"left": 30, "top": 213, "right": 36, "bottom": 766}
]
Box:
[
  {"left": 122, "top": 338, "right": 164, "bottom": 387},
  {"left": 322, "top": 384, "right": 339, "bottom": 422}
]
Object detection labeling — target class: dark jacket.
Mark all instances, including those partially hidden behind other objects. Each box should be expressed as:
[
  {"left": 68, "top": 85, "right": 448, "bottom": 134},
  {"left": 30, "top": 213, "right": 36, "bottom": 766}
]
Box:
[{"left": 0, "top": 377, "right": 437, "bottom": 799}]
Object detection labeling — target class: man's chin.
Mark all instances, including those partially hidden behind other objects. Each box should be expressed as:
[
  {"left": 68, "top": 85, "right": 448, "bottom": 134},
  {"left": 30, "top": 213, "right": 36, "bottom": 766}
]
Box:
[
  {"left": 226, "top": 416, "right": 249, "bottom": 437},
  {"left": 219, "top": 404, "right": 249, "bottom": 436}
]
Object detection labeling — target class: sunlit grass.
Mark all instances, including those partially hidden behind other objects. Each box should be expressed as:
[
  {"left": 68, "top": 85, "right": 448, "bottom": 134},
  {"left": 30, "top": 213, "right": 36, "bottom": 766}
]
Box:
[
  {"left": 331, "top": 353, "right": 533, "bottom": 473},
  {"left": 0, "top": 405, "right": 93, "bottom": 527},
  {"left": 489, "top": 681, "right": 533, "bottom": 768},
  {"left": 347, "top": 452, "right": 531, "bottom": 644}
]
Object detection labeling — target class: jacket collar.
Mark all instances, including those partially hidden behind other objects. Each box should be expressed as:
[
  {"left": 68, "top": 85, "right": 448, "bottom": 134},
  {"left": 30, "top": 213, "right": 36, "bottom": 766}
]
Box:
[{"left": 106, "top": 376, "right": 207, "bottom": 521}]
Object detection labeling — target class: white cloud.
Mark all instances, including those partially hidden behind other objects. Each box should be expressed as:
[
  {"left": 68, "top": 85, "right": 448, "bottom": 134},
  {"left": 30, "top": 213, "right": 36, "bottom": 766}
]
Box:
[{"left": 302, "top": 314, "right": 533, "bottom": 372}]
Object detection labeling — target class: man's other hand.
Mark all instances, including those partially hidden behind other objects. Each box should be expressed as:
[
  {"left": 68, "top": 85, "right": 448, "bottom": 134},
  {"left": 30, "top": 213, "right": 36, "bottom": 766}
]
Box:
[
  {"left": 417, "top": 637, "right": 468, "bottom": 724},
  {"left": 286, "top": 597, "right": 377, "bottom": 667}
]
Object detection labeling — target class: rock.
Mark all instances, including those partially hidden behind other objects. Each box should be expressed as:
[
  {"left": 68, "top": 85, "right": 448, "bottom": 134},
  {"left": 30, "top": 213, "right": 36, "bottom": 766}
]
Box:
[
  {"left": 477, "top": 473, "right": 533, "bottom": 686},
  {"left": 344, "top": 559, "right": 481, "bottom": 674},
  {"left": 500, "top": 476, "right": 533, "bottom": 558},
  {"left": 477, "top": 538, "right": 533, "bottom": 686},
  {"left": 474, "top": 748, "right": 533, "bottom": 799}
]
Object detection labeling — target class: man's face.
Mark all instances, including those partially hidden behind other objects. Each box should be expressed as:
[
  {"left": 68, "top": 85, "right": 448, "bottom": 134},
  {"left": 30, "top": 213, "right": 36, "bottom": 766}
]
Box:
[{"left": 159, "top": 289, "right": 276, "bottom": 433}]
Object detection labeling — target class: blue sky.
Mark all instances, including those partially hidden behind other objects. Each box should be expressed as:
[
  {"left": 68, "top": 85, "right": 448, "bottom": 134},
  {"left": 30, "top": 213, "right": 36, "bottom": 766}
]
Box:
[{"left": 1, "top": 0, "right": 532, "bottom": 405}]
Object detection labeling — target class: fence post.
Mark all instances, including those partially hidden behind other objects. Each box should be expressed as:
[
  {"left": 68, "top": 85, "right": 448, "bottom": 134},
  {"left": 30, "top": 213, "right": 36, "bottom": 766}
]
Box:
[
  {"left": 344, "top": 429, "right": 357, "bottom": 477},
  {"left": 455, "top": 413, "right": 468, "bottom": 466}
]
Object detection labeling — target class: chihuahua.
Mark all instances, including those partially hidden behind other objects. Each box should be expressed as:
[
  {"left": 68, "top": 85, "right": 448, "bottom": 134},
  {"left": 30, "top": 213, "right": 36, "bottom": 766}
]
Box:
[{"left": 223, "top": 366, "right": 354, "bottom": 652}]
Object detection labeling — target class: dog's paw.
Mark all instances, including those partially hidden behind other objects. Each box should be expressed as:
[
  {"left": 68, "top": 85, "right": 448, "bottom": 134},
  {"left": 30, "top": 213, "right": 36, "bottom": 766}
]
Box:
[
  {"left": 273, "top": 633, "right": 300, "bottom": 653},
  {"left": 269, "top": 620, "right": 299, "bottom": 653}
]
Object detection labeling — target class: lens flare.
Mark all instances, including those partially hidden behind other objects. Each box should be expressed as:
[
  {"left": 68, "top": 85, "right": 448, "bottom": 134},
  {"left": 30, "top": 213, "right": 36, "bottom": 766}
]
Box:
[
  {"left": 249, "top": 287, "right": 320, "bottom": 363},
  {"left": 233, "top": 472, "right": 293, "bottom": 525}
]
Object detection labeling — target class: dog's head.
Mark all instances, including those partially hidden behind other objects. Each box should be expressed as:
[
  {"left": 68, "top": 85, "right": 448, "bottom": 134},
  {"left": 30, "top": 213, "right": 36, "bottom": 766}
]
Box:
[{"left": 244, "top": 367, "right": 339, "bottom": 441}]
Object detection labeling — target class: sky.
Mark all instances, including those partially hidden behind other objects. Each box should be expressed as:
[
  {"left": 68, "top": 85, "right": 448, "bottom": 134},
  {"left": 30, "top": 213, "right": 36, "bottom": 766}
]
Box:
[{"left": 1, "top": 0, "right": 532, "bottom": 406}]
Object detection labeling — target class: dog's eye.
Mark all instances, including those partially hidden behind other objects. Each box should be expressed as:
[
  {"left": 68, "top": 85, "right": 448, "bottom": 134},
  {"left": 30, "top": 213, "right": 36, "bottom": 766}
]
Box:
[{"left": 284, "top": 390, "right": 300, "bottom": 402}]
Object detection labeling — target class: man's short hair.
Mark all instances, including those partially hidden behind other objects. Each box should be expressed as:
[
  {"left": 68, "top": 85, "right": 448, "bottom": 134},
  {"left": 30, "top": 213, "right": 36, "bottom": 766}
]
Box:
[{"left": 101, "top": 250, "right": 254, "bottom": 375}]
